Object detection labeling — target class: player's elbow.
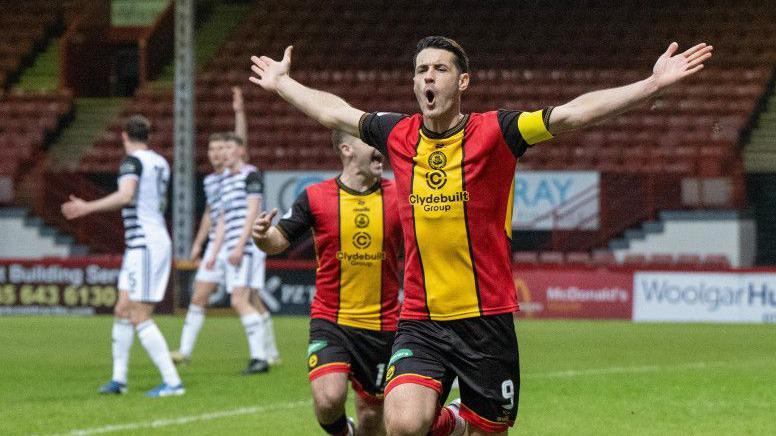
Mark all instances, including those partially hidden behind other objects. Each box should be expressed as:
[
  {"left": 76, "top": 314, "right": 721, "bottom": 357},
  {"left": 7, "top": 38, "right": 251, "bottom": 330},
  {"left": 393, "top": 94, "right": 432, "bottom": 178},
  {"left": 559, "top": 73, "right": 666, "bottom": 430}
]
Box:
[
  {"left": 549, "top": 103, "right": 590, "bottom": 135},
  {"left": 318, "top": 113, "right": 339, "bottom": 130},
  {"left": 117, "top": 191, "right": 134, "bottom": 206}
]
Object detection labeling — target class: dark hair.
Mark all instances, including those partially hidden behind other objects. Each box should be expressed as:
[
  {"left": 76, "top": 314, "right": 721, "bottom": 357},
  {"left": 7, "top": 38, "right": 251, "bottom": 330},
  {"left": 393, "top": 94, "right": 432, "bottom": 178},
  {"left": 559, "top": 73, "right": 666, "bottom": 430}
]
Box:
[
  {"left": 124, "top": 115, "right": 151, "bottom": 143},
  {"left": 222, "top": 132, "right": 245, "bottom": 146},
  {"left": 414, "top": 36, "right": 469, "bottom": 74},
  {"left": 331, "top": 129, "right": 350, "bottom": 155}
]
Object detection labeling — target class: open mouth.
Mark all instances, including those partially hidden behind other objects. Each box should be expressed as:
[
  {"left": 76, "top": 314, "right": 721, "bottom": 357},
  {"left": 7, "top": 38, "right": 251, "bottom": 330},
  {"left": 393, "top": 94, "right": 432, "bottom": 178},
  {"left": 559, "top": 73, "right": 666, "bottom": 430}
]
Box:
[
  {"left": 425, "top": 89, "right": 435, "bottom": 104},
  {"left": 371, "top": 151, "right": 384, "bottom": 164}
]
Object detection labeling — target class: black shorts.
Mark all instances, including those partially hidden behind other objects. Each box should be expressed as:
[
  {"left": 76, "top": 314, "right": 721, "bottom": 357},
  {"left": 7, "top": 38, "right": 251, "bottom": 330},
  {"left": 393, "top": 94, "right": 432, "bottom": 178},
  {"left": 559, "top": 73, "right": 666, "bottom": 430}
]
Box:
[
  {"left": 307, "top": 318, "right": 396, "bottom": 403},
  {"left": 384, "top": 314, "right": 519, "bottom": 433}
]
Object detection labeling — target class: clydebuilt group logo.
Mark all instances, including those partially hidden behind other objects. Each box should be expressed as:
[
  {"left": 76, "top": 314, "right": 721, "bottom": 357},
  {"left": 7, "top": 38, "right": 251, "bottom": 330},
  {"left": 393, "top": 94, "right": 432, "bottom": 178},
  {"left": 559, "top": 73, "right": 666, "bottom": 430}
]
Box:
[
  {"left": 411, "top": 149, "right": 469, "bottom": 212},
  {"left": 352, "top": 232, "right": 372, "bottom": 249}
]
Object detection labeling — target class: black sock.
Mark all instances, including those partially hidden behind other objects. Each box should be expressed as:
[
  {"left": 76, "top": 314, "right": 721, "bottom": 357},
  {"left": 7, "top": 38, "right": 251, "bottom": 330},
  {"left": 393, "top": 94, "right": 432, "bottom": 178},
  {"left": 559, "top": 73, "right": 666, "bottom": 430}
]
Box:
[{"left": 320, "top": 414, "right": 348, "bottom": 435}]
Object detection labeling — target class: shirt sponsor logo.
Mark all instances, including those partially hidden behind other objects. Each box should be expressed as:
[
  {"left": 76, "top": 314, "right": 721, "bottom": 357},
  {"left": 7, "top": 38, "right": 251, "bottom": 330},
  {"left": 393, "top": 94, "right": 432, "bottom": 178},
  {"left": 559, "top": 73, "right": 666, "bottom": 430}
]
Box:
[
  {"left": 352, "top": 232, "right": 372, "bottom": 249},
  {"left": 336, "top": 251, "right": 385, "bottom": 263},
  {"left": 409, "top": 191, "right": 469, "bottom": 213}
]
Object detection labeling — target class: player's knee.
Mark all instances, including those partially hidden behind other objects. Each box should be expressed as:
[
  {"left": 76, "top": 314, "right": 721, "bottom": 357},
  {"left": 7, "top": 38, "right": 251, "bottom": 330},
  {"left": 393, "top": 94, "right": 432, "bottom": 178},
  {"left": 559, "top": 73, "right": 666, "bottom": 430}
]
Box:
[
  {"left": 313, "top": 385, "right": 347, "bottom": 415},
  {"left": 191, "top": 291, "right": 209, "bottom": 307},
  {"left": 113, "top": 300, "right": 130, "bottom": 318},
  {"left": 357, "top": 405, "right": 384, "bottom": 435},
  {"left": 129, "top": 309, "right": 151, "bottom": 326},
  {"left": 384, "top": 409, "right": 430, "bottom": 436}
]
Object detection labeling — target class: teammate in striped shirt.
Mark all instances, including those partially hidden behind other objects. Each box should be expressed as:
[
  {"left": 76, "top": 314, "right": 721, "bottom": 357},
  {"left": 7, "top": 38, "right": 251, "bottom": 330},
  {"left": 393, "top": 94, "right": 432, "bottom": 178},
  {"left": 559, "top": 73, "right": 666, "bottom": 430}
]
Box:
[
  {"left": 62, "top": 115, "right": 184, "bottom": 398},
  {"left": 250, "top": 36, "right": 712, "bottom": 435},
  {"left": 208, "top": 131, "right": 278, "bottom": 374},
  {"left": 252, "top": 130, "right": 403, "bottom": 436}
]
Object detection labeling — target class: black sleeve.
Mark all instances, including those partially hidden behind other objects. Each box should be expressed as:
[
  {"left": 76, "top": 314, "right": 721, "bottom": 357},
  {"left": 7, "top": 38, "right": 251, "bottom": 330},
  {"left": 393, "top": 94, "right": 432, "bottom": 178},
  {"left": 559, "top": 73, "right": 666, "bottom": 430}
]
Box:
[
  {"left": 358, "top": 112, "right": 406, "bottom": 155},
  {"left": 118, "top": 156, "right": 143, "bottom": 178},
  {"left": 497, "top": 107, "right": 555, "bottom": 158},
  {"left": 276, "top": 190, "right": 314, "bottom": 242},
  {"left": 245, "top": 171, "right": 264, "bottom": 196}
]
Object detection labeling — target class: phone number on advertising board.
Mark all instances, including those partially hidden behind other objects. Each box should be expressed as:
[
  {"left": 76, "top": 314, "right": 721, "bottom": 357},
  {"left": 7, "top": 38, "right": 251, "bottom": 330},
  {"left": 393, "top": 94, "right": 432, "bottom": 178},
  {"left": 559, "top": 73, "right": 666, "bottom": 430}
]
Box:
[{"left": 0, "top": 284, "right": 117, "bottom": 307}]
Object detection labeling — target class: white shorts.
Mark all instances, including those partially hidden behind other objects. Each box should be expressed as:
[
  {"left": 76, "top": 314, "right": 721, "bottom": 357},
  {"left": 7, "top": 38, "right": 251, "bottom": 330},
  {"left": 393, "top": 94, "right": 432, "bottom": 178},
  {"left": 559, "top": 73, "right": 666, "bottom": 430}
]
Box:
[
  {"left": 224, "top": 245, "right": 266, "bottom": 293},
  {"left": 194, "top": 242, "right": 228, "bottom": 284},
  {"left": 118, "top": 241, "right": 172, "bottom": 303}
]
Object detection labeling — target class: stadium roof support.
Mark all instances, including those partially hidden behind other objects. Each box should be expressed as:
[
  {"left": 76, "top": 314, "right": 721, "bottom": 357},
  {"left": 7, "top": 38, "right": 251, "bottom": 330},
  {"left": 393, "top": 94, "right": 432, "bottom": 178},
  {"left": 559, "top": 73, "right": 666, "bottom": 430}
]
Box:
[{"left": 172, "top": 0, "right": 195, "bottom": 260}]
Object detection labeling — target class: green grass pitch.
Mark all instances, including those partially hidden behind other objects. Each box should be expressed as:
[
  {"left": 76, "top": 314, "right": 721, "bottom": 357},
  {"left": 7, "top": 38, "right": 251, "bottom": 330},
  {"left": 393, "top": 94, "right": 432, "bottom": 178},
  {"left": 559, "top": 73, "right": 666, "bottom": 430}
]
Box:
[{"left": 1, "top": 316, "right": 774, "bottom": 435}]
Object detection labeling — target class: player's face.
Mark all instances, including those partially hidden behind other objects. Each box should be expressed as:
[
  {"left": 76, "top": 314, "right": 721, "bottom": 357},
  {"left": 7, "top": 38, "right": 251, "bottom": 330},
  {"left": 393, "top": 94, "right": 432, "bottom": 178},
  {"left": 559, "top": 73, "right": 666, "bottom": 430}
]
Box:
[
  {"left": 413, "top": 48, "right": 467, "bottom": 120},
  {"left": 207, "top": 140, "right": 225, "bottom": 169},
  {"left": 354, "top": 139, "right": 384, "bottom": 177},
  {"left": 222, "top": 140, "right": 242, "bottom": 168}
]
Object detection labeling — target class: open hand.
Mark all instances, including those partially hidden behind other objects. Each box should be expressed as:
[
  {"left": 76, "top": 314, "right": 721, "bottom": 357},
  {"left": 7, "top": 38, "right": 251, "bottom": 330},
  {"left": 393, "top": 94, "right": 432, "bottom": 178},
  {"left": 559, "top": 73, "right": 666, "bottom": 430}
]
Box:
[
  {"left": 249, "top": 46, "right": 293, "bottom": 92},
  {"left": 652, "top": 42, "right": 713, "bottom": 90}
]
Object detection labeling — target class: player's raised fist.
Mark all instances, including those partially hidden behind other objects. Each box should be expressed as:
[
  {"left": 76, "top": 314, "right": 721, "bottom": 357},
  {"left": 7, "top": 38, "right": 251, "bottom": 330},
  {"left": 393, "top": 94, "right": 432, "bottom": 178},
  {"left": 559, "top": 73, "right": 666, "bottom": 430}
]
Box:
[
  {"left": 252, "top": 208, "right": 278, "bottom": 241},
  {"left": 249, "top": 46, "right": 293, "bottom": 92},
  {"left": 651, "top": 42, "right": 713, "bottom": 90}
]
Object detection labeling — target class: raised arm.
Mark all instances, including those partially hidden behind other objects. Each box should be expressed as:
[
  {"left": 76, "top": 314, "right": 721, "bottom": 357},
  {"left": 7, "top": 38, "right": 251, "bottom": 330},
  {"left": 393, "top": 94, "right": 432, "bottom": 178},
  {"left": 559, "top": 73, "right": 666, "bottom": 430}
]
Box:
[
  {"left": 547, "top": 42, "right": 713, "bottom": 135},
  {"left": 252, "top": 209, "right": 291, "bottom": 255},
  {"left": 249, "top": 46, "right": 364, "bottom": 137},
  {"left": 61, "top": 178, "right": 137, "bottom": 220},
  {"left": 233, "top": 86, "right": 248, "bottom": 144}
]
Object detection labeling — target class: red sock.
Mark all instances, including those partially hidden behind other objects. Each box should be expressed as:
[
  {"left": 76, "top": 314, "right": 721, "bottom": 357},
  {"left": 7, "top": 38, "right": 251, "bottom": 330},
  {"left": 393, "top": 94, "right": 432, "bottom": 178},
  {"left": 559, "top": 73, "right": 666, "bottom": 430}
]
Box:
[{"left": 429, "top": 406, "right": 455, "bottom": 436}]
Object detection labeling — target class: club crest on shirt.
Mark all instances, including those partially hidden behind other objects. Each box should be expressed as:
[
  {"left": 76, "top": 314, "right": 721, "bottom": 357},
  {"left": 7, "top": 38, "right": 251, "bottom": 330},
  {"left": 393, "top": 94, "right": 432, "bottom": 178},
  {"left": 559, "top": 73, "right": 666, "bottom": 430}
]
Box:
[
  {"left": 428, "top": 151, "right": 447, "bottom": 170},
  {"left": 354, "top": 213, "right": 370, "bottom": 228}
]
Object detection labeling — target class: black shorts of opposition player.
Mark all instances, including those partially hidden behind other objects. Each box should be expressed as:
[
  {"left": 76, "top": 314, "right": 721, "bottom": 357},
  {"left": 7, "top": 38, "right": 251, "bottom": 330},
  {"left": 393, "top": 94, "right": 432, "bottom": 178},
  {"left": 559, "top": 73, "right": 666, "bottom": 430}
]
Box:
[{"left": 250, "top": 32, "right": 713, "bottom": 436}]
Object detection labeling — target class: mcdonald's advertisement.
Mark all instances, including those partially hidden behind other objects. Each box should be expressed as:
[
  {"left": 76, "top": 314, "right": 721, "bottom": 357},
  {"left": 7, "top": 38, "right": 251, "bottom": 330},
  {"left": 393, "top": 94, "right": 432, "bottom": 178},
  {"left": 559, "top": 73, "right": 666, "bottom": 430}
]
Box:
[{"left": 513, "top": 267, "right": 632, "bottom": 319}]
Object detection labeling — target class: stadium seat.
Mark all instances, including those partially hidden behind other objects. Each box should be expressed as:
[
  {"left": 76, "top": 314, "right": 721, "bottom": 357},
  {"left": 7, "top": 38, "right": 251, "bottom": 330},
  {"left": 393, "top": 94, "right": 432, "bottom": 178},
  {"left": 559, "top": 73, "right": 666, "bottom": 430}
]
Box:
[{"left": 512, "top": 251, "right": 538, "bottom": 264}]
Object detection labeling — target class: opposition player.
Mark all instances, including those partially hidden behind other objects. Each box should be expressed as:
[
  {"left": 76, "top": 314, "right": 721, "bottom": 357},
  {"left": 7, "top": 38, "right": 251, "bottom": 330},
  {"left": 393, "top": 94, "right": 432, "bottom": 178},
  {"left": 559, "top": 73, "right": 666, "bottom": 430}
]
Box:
[
  {"left": 170, "top": 87, "right": 277, "bottom": 365},
  {"left": 207, "top": 132, "right": 276, "bottom": 374},
  {"left": 62, "top": 115, "right": 184, "bottom": 397},
  {"left": 249, "top": 37, "right": 712, "bottom": 435},
  {"left": 252, "top": 131, "right": 410, "bottom": 436}
]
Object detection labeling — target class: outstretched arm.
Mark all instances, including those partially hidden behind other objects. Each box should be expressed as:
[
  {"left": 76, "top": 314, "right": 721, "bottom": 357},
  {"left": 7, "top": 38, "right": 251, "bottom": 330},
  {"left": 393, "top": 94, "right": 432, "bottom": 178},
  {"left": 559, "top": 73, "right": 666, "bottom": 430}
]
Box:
[
  {"left": 548, "top": 42, "right": 713, "bottom": 135},
  {"left": 61, "top": 178, "right": 137, "bottom": 219},
  {"left": 249, "top": 46, "right": 364, "bottom": 137}
]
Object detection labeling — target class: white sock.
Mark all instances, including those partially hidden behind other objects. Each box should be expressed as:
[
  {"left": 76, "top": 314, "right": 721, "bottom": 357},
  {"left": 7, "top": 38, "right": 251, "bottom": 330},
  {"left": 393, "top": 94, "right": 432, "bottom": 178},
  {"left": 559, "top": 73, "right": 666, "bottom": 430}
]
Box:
[
  {"left": 179, "top": 304, "right": 206, "bottom": 357},
  {"left": 240, "top": 313, "right": 266, "bottom": 360},
  {"left": 136, "top": 320, "right": 182, "bottom": 386},
  {"left": 111, "top": 318, "right": 134, "bottom": 384},
  {"left": 259, "top": 312, "right": 279, "bottom": 360}
]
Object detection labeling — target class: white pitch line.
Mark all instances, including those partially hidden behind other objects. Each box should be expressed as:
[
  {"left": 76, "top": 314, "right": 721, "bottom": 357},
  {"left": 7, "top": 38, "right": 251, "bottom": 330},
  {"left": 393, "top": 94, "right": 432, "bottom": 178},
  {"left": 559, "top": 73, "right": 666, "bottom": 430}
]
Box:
[
  {"left": 44, "top": 359, "right": 773, "bottom": 435},
  {"left": 523, "top": 359, "right": 771, "bottom": 380},
  {"left": 44, "top": 399, "right": 310, "bottom": 436}
]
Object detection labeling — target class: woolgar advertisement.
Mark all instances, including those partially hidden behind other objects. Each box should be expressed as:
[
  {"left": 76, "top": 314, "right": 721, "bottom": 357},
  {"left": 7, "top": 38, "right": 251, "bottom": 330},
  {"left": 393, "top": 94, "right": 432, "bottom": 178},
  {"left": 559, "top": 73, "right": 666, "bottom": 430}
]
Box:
[{"left": 633, "top": 272, "right": 776, "bottom": 323}]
